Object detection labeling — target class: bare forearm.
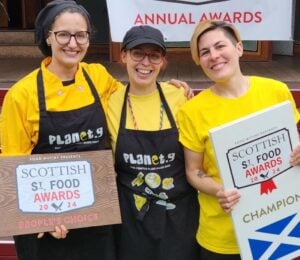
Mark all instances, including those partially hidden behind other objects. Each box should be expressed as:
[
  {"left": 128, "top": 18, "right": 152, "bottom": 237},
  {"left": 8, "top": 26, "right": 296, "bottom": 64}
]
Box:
[{"left": 187, "top": 169, "right": 221, "bottom": 196}]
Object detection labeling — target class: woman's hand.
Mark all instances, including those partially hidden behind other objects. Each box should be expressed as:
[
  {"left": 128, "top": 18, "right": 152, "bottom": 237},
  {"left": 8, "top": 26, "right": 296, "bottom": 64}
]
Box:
[
  {"left": 167, "top": 79, "right": 194, "bottom": 99},
  {"left": 216, "top": 188, "right": 240, "bottom": 213},
  {"left": 290, "top": 144, "right": 300, "bottom": 166},
  {"left": 37, "top": 225, "right": 69, "bottom": 239}
]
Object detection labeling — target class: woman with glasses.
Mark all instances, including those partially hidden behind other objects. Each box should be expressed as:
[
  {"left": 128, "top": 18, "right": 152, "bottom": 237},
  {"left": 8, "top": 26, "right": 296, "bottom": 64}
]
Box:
[
  {"left": 0, "top": 1, "right": 121, "bottom": 260},
  {"left": 0, "top": 1, "right": 192, "bottom": 259},
  {"left": 107, "top": 25, "right": 200, "bottom": 260}
]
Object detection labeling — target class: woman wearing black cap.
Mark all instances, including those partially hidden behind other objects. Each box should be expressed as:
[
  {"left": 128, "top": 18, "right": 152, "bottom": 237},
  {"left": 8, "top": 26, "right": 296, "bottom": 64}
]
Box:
[
  {"left": 107, "top": 25, "right": 200, "bottom": 260},
  {"left": 0, "top": 0, "right": 121, "bottom": 259}
]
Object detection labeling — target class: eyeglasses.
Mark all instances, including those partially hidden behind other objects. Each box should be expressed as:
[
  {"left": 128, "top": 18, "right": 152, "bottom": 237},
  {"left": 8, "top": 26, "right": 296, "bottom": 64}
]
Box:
[
  {"left": 49, "top": 31, "right": 90, "bottom": 45},
  {"left": 129, "top": 49, "right": 164, "bottom": 64}
]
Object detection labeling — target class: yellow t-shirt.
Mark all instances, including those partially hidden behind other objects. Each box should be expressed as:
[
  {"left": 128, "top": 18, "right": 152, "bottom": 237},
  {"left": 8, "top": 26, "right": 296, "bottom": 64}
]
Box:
[
  {"left": 0, "top": 57, "right": 122, "bottom": 155},
  {"left": 107, "top": 83, "right": 187, "bottom": 152},
  {"left": 177, "top": 76, "right": 300, "bottom": 254}
]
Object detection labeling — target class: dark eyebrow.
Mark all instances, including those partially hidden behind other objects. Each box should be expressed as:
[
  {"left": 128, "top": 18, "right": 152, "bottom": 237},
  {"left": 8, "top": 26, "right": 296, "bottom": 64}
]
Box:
[{"left": 199, "top": 40, "right": 226, "bottom": 52}]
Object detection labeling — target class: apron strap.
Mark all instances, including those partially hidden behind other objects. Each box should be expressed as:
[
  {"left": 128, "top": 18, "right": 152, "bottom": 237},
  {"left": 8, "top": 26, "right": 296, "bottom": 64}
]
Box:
[
  {"left": 119, "top": 84, "right": 130, "bottom": 129},
  {"left": 36, "top": 68, "right": 102, "bottom": 115},
  {"left": 156, "top": 82, "right": 177, "bottom": 129},
  {"left": 82, "top": 68, "right": 101, "bottom": 104},
  {"left": 37, "top": 69, "right": 47, "bottom": 117},
  {"left": 119, "top": 83, "right": 177, "bottom": 129}
]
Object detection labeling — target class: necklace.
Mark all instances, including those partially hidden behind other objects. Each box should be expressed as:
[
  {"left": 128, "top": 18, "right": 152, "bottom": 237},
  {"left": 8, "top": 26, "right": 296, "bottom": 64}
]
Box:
[{"left": 127, "top": 94, "right": 165, "bottom": 130}]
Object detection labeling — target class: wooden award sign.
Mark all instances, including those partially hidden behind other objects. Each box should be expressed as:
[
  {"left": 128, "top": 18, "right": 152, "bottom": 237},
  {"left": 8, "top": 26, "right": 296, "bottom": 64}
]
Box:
[{"left": 0, "top": 150, "right": 121, "bottom": 236}]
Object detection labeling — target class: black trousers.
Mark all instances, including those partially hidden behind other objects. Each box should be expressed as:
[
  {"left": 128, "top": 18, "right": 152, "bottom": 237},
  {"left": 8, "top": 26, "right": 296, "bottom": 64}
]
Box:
[{"left": 14, "top": 225, "right": 116, "bottom": 260}]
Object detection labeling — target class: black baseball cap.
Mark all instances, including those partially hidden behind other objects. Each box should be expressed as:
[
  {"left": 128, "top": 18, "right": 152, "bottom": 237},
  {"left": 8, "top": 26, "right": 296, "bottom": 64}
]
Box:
[{"left": 121, "top": 25, "right": 166, "bottom": 53}]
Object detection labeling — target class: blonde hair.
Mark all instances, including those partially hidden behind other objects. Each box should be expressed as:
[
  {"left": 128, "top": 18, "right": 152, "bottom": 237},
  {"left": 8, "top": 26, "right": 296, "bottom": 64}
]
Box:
[{"left": 190, "top": 20, "right": 241, "bottom": 65}]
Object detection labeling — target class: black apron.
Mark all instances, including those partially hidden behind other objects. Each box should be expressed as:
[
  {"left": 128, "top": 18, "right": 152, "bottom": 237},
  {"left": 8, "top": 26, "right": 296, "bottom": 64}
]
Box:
[
  {"left": 114, "top": 83, "right": 200, "bottom": 260},
  {"left": 13, "top": 69, "right": 116, "bottom": 260}
]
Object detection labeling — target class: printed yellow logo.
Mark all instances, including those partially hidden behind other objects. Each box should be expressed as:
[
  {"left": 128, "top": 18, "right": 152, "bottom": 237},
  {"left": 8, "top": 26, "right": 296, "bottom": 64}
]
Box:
[
  {"left": 80, "top": 131, "right": 88, "bottom": 141},
  {"left": 145, "top": 172, "right": 161, "bottom": 189},
  {"left": 131, "top": 172, "right": 145, "bottom": 187},
  {"left": 162, "top": 177, "right": 174, "bottom": 190}
]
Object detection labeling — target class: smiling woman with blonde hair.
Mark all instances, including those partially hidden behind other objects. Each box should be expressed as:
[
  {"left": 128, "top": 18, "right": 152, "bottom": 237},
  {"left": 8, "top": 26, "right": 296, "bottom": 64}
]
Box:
[{"left": 177, "top": 20, "right": 300, "bottom": 259}]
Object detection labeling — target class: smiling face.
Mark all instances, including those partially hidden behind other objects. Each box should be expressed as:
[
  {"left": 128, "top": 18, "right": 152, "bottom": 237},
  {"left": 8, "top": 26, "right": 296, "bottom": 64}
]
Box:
[
  {"left": 197, "top": 28, "right": 243, "bottom": 83},
  {"left": 122, "top": 44, "right": 166, "bottom": 94},
  {"left": 46, "top": 11, "right": 89, "bottom": 71}
]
